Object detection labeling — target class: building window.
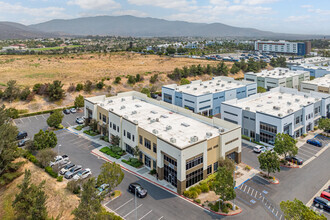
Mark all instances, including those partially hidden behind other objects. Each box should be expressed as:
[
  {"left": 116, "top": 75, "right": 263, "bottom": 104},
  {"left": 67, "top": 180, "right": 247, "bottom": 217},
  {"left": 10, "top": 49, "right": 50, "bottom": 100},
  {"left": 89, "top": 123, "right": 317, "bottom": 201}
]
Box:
[
  {"left": 153, "top": 143, "right": 157, "bottom": 153},
  {"left": 110, "top": 122, "right": 112, "bottom": 127},
  {"left": 113, "top": 124, "right": 116, "bottom": 130},
  {"left": 225, "top": 138, "right": 239, "bottom": 145},
  {"left": 214, "top": 162, "right": 218, "bottom": 172},
  {"left": 186, "top": 168, "right": 203, "bottom": 188},
  {"left": 163, "top": 93, "right": 172, "bottom": 103},
  {"left": 144, "top": 138, "right": 151, "bottom": 149},
  {"left": 244, "top": 129, "right": 248, "bottom": 136},
  {"left": 207, "top": 165, "right": 212, "bottom": 175},
  {"left": 250, "top": 131, "right": 255, "bottom": 138},
  {"left": 260, "top": 122, "right": 277, "bottom": 134},
  {"left": 117, "top": 127, "right": 119, "bottom": 132},
  {"left": 139, "top": 135, "right": 143, "bottom": 145},
  {"left": 224, "top": 111, "right": 238, "bottom": 117},
  {"left": 124, "top": 130, "right": 126, "bottom": 136},
  {"left": 132, "top": 135, "right": 135, "bottom": 142},
  {"left": 127, "top": 132, "right": 131, "bottom": 140},
  {"left": 99, "top": 113, "right": 101, "bottom": 120},
  {"left": 296, "top": 116, "right": 300, "bottom": 124},
  {"left": 164, "top": 155, "right": 177, "bottom": 166},
  {"left": 199, "top": 99, "right": 211, "bottom": 104},
  {"left": 102, "top": 115, "right": 106, "bottom": 123},
  {"left": 213, "top": 145, "right": 218, "bottom": 149},
  {"left": 186, "top": 155, "right": 203, "bottom": 170}
]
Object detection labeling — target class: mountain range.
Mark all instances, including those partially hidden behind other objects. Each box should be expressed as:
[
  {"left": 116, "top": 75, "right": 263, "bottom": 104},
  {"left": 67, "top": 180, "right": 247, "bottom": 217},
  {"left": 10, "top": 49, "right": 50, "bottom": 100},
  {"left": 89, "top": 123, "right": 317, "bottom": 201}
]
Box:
[{"left": 0, "top": 15, "right": 328, "bottom": 40}]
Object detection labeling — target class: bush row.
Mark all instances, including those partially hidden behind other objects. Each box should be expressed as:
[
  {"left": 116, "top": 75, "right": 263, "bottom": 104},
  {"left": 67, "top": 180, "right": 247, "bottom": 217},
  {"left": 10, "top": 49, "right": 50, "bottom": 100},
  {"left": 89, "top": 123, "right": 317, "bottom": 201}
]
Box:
[
  {"left": 100, "top": 147, "right": 121, "bottom": 159},
  {"left": 122, "top": 158, "right": 143, "bottom": 168},
  {"left": 18, "top": 105, "right": 75, "bottom": 118}
]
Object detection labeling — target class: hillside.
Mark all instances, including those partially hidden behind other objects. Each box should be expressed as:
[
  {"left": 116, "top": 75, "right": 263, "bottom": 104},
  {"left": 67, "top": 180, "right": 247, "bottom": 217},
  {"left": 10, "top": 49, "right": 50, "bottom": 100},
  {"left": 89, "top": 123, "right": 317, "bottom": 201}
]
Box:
[{"left": 0, "top": 22, "right": 52, "bottom": 40}]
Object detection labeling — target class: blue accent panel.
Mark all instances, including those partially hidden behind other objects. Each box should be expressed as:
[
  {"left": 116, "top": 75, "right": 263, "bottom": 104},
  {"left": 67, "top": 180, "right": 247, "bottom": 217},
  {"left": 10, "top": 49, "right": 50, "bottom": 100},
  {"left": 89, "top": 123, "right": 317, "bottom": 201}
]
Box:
[
  {"left": 212, "top": 91, "right": 225, "bottom": 115},
  {"left": 236, "top": 87, "right": 247, "bottom": 99},
  {"left": 174, "top": 91, "right": 182, "bottom": 107},
  {"left": 297, "top": 43, "right": 306, "bottom": 56}
]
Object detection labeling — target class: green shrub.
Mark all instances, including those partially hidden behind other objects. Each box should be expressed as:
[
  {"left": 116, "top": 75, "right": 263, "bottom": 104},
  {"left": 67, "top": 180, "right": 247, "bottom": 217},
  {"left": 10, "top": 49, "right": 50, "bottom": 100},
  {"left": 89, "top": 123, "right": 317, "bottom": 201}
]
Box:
[
  {"left": 241, "top": 135, "right": 250, "bottom": 141},
  {"left": 183, "top": 191, "right": 191, "bottom": 198},
  {"left": 26, "top": 153, "right": 39, "bottom": 165},
  {"left": 189, "top": 186, "right": 201, "bottom": 195},
  {"left": 45, "top": 166, "right": 58, "bottom": 178},
  {"left": 221, "top": 205, "right": 229, "bottom": 213},
  {"left": 57, "top": 176, "right": 63, "bottom": 182},
  {"left": 149, "top": 169, "right": 157, "bottom": 175},
  {"left": 75, "top": 125, "right": 83, "bottom": 131},
  {"left": 194, "top": 199, "right": 201, "bottom": 204},
  {"left": 226, "top": 202, "right": 233, "bottom": 209},
  {"left": 210, "top": 203, "right": 219, "bottom": 212},
  {"left": 0, "top": 171, "right": 23, "bottom": 186},
  {"left": 122, "top": 158, "right": 143, "bottom": 168},
  {"left": 76, "top": 83, "right": 83, "bottom": 91},
  {"left": 57, "top": 124, "right": 64, "bottom": 129},
  {"left": 208, "top": 203, "right": 213, "bottom": 207},
  {"left": 244, "top": 165, "right": 251, "bottom": 171},
  {"left": 199, "top": 183, "right": 209, "bottom": 193},
  {"left": 83, "top": 129, "right": 99, "bottom": 136},
  {"left": 67, "top": 180, "right": 81, "bottom": 194}
]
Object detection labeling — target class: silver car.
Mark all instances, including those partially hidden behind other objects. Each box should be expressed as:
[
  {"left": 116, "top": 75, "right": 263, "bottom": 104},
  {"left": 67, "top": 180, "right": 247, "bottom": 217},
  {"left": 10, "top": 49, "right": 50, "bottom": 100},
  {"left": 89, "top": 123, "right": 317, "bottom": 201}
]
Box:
[{"left": 65, "top": 165, "right": 82, "bottom": 179}]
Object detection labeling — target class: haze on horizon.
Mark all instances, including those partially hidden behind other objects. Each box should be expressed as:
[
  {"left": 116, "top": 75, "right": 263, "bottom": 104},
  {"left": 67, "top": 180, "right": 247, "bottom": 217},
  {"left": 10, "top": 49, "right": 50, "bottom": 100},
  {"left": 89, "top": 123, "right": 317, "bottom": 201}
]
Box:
[{"left": 0, "top": 0, "right": 329, "bottom": 35}]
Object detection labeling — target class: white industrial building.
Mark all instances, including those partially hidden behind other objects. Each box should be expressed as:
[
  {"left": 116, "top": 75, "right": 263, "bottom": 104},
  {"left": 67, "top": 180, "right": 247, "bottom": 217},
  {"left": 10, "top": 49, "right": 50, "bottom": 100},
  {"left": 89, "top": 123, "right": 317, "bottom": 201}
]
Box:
[
  {"left": 287, "top": 57, "right": 330, "bottom": 67},
  {"left": 291, "top": 64, "right": 330, "bottom": 78},
  {"left": 301, "top": 75, "right": 330, "bottom": 94},
  {"left": 244, "top": 68, "right": 310, "bottom": 90},
  {"left": 254, "top": 40, "right": 310, "bottom": 55},
  {"left": 221, "top": 87, "right": 330, "bottom": 146}
]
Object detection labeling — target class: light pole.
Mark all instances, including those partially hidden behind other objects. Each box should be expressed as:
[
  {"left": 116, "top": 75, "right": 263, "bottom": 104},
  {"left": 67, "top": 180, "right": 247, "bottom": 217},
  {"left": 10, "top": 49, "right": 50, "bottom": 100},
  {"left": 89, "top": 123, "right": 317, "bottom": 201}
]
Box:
[
  {"left": 58, "top": 144, "right": 61, "bottom": 155},
  {"left": 233, "top": 166, "right": 236, "bottom": 210},
  {"left": 135, "top": 188, "right": 138, "bottom": 220}
]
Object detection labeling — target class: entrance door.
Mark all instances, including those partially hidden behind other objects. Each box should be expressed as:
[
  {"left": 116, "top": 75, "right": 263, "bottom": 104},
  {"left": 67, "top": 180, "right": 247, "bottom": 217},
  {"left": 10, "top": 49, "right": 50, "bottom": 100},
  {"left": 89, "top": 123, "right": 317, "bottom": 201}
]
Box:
[{"left": 227, "top": 152, "right": 236, "bottom": 163}]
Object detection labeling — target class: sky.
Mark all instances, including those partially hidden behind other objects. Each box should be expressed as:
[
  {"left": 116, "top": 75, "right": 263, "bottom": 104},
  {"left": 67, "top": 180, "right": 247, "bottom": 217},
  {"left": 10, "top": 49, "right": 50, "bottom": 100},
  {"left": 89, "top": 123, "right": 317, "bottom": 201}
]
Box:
[{"left": 0, "top": 0, "right": 329, "bottom": 35}]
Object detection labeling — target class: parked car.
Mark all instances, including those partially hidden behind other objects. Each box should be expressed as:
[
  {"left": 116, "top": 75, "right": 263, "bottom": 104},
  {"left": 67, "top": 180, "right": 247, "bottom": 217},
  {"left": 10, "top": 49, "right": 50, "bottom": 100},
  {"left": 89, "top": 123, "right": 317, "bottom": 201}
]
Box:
[
  {"left": 73, "top": 168, "right": 92, "bottom": 180},
  {"left": 253, "top": 145, "right": 266, "bottom": 153},
  {"left": 307, "top": 139, "right": 322, "bottom": 147},
  {"left": 76, "top": 117, "right": 84, "bottom": 124},
  {"left": 268, "top": 140, "right": 275, "bottom": 145},
  {"left": 128, "top": 183, "right": 147, "bottom": 198},
  {"left": 266, "top": 146, "right": 274, "bottom": 152},
  {"left": 150, "top": 93, "right": 158, "bottom": 99},
  {"left": 65, "top": 165, "right": 82, "bottom": 179},
  {"left": 321, "top": 190, "right": 330, "bottom": 201},
  {"left": 285, "top": 156, "right": 303, "bottom": 165},
  {"left": 60, "top": 163, "right": 76, "bottom": 175},
  {"left": 313, "top": 197, "right": 330, "bottom": 211},
  {"left": 50, "top": 155, "right": 69, "bottom": 167},
  {"left": 97, "top": 184, "right": 109, "bottom": 195},
  {"left": 70, "top": 108, "right": 77, "bottom": 113},
  {"left": 63, "top": 109, "right": 70, "bottom": 114},
  {"left": 18, "top": 138, "right": 30, "bottom": 147},
  {"left": 17, "top": 131, "right": 28, "bottom": 140}
]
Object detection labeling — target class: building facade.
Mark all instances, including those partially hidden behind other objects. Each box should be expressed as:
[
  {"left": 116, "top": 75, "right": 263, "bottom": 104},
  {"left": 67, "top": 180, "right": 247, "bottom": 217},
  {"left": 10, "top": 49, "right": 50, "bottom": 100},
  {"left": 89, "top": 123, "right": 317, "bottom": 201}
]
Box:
[
  {"left": 291, "top": 64, "right": 330, "bottom": 78},
  {"left": 85, "top": 91, "right": 242, "bottom": 194},
  {"left": 221, "top": 87, "right": 330, "bottom": 146},
  {"left": 287, "top": 57, "right": 330, "bottom": 67},
  {"left": 300, "top": 75, "right": 330, "bottom": 94},
  {"left": 254, "top": 40, "right": 310, "bottom": 56},
  {"left": 162, "top": 76, "right": 257, "bottom": 116},
  {"left": 244, "top": 68, "right": 310, "bottom": 90}
]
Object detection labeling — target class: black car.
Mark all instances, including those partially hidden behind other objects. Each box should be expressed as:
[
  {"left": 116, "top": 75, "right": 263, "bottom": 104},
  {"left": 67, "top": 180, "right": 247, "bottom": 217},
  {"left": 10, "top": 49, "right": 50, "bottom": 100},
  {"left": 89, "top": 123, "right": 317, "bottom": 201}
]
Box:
[
  {"left": 313, "top": 197, "right": 330, "bottom": 211},
  {"left": 128, "top": 183, "right": 147, "bottom": 198},
  {"left": 285, "top": 156, "right": 303, "bottom": 165},
  {"left": 17, "top": 131, "right": 28, "bottom": 140},
  {"left": 63, "top": 109, "right": 70, "bottom": 114},
  {"left": 150, "top": 93, "right": 158, "bottom": 99}
]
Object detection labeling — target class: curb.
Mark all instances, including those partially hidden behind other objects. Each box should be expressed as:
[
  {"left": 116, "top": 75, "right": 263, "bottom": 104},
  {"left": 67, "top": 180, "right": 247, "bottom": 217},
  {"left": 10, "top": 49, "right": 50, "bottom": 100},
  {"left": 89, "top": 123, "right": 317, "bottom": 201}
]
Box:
[
  {"left": 257, "top": 174, "right": 280, "bottom": 185},
  {"left": 91, "top": 150, "right": 243, "bottom": 217}
]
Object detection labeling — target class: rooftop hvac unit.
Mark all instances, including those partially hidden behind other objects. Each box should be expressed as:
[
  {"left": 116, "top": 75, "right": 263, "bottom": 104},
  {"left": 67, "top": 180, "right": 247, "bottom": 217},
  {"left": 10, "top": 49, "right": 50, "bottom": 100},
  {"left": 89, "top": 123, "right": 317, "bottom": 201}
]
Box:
[
  {"left": 287, "top": 102, "right": 291, "bottom": 105},
  {"left": 286, "top": 70, "right": 288, "bottom": 72},
  {"left": 218, "top": 128, "right": 225, "bottom": 133},
  {"left": 150, "top": 110, "right": 158, "bottom": 114},
  {"left": 150, "top": 119, "right": 156, "bottom": 123},
  {"left": 221, "top": 84, "right": 225, "bottom": 87},
  {"left": 300, "top": 104, "right": 304, "bottom": 107},
  {"left": 307, "top": 101, "right": 312, "bottom": 104},
  {"left": 107, "top": 100, "right": 113, "bottom": 104},
  {"left": 152, "top": 129, "right": 158, "bottom": 134},
  {"left": 187, "top": 86, "right": 190, "bottom": 88},
  {"left": 190, "top": 136, "right": 199, "bottom": 143},
  {"left": 304, "top": 95, "right": 309, "bottom": 98},
  {"left": 204, "top": 86, "right": 208, "bottom": 88},
  {"left": 109, "top": 108, "right": 114, "bottom": 111},
  {"left": 166, "top": 125, "right": 172, "bottom": 131},
  {"left": 131, "top": 110, "right": 137, "bottom": 115},
  {"left": 120, "top": 105, "right": 125, "bottom": 110},
  {"left": 100, "top": 103, "right": 104, "bottom": 107},
  {"left": 156, "top": 118, "right": 160, "bottom": 122},
  {"left": 278, "top": 96, "right": 282, "bottom": 99},
  {"left": 228, "top": 81, "right": 232, "bottom": 83},
  {"left": 133, "top": 120, "right": 138, "bottom": 124},
  {"left": 295, "top": 98, "right": 300, "bottom": 102},
  {"left": 245, "top": 107, "right": 250, "bottom": 110},
  {"left": 209, "top": 81, "right": 212, "bottom": 84},
  {"left": 135, "top": 104, "right": 141, "bottom": 108},
  {"left": 193, "top": 88, "right": 198, "bottom": 90},
  {"left": 181, "top": 122, "right": 190, "bottom": 127},
  {"left": 216, "top": 83, "right": 220, "bottom": 86},
  {"left": 267, "top": 101, "right": 272, "bottom": 104},
  {"left": 257, "top": 104, "right": 263, "bottom": 107},
  {"left": 160, "top": 114, "right": 168, "bottom": 118},
  {"left": 218, "top": 80, "right": 221, "bottom": 82},
  {"left": 205, "top": 132, "right": 213, "bottom": 138},
  {"left": 273, "top": 106, "right": 281, "bottom": 110},
  {"left": 287, "top": 109, "right": 293, "bottom": 113},
  {"left": 278, "top": 113, "right": 283, "bottom": 117},
  {"left": 121, "top": 98, "right": 125, "bottom": 102},
  {"left": 170, "top": 138, "right": 176, "bottom": 143}
]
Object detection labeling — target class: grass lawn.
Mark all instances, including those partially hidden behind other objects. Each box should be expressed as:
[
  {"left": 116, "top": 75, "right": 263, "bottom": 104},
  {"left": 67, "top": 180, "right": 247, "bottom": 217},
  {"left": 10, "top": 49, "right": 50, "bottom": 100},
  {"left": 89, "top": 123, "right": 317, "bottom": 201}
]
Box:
[
  {"left": 99, "top": 146, "right": 124, "bottom": 159},
  {"left": 30, "top": 45, "right": 83, "bottom": 51},
  {"left": 74, "top": 125, "right": 84, "bottom": 131}
]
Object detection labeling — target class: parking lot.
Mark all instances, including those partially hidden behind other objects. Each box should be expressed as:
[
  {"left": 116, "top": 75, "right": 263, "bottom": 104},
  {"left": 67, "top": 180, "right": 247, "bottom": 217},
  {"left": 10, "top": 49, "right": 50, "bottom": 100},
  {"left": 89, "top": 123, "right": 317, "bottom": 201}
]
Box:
[
  {"left": 296, "top": 135, "right": 330, "bottom": 163},
  {"left": 14, "top": 111, "right": 84, "bottom": 138}
]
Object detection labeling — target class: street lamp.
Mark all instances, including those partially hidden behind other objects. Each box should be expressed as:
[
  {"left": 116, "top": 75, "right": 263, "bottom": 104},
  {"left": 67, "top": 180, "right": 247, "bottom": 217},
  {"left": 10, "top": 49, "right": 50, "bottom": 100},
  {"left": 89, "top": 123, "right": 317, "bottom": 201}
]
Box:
[
  {"left": 58, "top": 144, "right": 62, "bottom": 155},
  {"left": 135, "top": 188, "right": 138, "bottom": 220}
]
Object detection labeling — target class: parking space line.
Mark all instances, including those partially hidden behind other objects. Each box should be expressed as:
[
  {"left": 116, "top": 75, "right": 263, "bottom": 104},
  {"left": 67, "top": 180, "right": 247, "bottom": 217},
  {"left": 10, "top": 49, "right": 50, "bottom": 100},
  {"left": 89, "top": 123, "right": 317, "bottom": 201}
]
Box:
[
  {"left": 299, "top": 147, "right": 318, "bottom": 155},
  {"left": 250, "top": 188, "right": 254, "bottom": 196},
  {"left": 300, "top": 145, "right": 320, "bottom": 153},
  {"left": 236, "top": 195, "right": 252, "bottom": 206},
  {"left": 158, "top": 216, "right": 164, "bottom": 220},
  {"left": 297, "top": 151, "right": 312, "bottom": 159},
  {"left": 66, "top": 122, "right": 72, "bottom": 127},
  {"left": 139, "top": 210, "right": 152, "bottom": 220},
  {"left": 247, "top": 187, "right": 250, "bottom": 194},
  {"left": 244, "top": 185, "right": 247, "bottom": 191},
  {"left": 41, "top": 115, "right": 46, "bottom": 119},
  {"left": 123, "top": 204, "right": 143, "bottom": 218},
  {"left": 115, "top": 198, "right": 133, "bottom": 211}
]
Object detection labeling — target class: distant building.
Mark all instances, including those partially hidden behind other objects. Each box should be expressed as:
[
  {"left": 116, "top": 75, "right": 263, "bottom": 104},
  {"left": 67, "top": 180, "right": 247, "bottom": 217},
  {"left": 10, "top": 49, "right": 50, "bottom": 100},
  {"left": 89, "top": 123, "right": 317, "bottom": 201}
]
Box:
[
  {"left": 244, "top": 68, "right": 310, "bottom": 90},
  {"left": 287, "top": 57, "right": 330, "bottom": 67},
  {"left": 162, "top": 76, "right": 257, "bottom": 116},
  {"left": 254, "top": 40, "right": 310, "bottom": 56},
  {"left": 291, "top": 64, "right": 330, "bottom": 78},
  {"left": 300, "top": 75, "right": 330, "bottom": 94}
]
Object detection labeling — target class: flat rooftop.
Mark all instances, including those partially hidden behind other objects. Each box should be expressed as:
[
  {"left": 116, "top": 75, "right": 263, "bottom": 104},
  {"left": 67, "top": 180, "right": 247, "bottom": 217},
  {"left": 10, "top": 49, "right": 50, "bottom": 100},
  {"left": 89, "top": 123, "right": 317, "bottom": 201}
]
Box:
[
  {"left": 96, "top": 96, "right": 224, "bottom": 149},
  {"left": 298, "top": 64, "right": 330, "bottom": 71},
  {"left": 302, "top": 75, "right": 330, "bottom": 87},
  {"left": 246, "top": 68, "right": 307, "bottom": 79},
  {"left": 224, "top": 87, "right": 328, "bottom": 118},
  {"left": 164, "top": 77, "right": 254, "bottom": 96},
  {"left": 287, "top": 57, "right": 330, "bottom": 65}
]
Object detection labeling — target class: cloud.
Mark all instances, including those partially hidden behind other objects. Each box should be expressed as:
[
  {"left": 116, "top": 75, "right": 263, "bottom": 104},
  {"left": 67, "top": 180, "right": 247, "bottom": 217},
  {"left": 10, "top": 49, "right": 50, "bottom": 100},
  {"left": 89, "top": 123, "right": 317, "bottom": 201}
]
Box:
[
  {"left": 0, "top": 1, "right": 67, "bottom": 18},
  {"left": 300, "top": 5, "right": 312, "bottom": 8},
  {"left": 127, "top": 0, "right": 193, "bottom": 9},
  {"left": 68, "top": 0, "right": 121, "bottom": 11},
  {"left": 112, "top": 10, "right": 148, "bottom": 17},
  {"left": 308, "top": 8, "right": 330, "bottom": 15},
  {"left": 286, "top": 15, "right": 310, "bottom": 22},
  {"left": 209, "top": 0, "right": 230, "bottom": 5},
  {"left": 240, "top": 0, "right": 279, "bottom": 5}
]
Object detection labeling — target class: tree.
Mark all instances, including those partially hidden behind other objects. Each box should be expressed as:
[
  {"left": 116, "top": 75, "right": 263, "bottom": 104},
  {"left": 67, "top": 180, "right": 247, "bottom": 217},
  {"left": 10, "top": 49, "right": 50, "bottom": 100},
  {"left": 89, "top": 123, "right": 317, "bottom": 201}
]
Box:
[
  {"left": 218, "top": 157, "right": 235, "bottom": 173},
  {"left": 230, "top": 64, "right": 240, "bottom": 74},
  {"left": 76, "top": 83, "right": 84, "bottom": 91},
  {"left": 84, "top": 80, "right": 93, "bottom": 92},
  {"left": 141, "top": 87, "right": 151, "bottom": 97},
  {"left": 48, "top": 80, "right": 65, "bottom": 101},
  {"left": 12, "top": 169, "right": 48, "bottom": 220},
  {"left": 3, "top": 80, "right": 20, "bottom": 101},
  {"left": 33, "top": 130, "right": 57, "bottom": 150},
  {"left": 274, "top": 133, "right": 298, "bottom": 158},
  {"left": 133, "top": 146, "right": 140, "bottom": 158},
  {"left": 180, "top": 78, "right": 190, "bottom": 85},
  {"left": 96, "top": 81, "right": 104, "bottom": 90},
  {"left": 257, "top": 86, "right": 267, "bottom": 93},
  {"left": 127, "top": 75, "right": 136, "bottom": 84},
  {"left": 0, "top": 105, "right": 18, "bottom": 176},
  {"left": 166, "top": 47, "right": 176, "bottom": 55},
  {"left": 97, "top": 162, "right": 124, "bottom": 195},
  {"left": 114, "top": 77, "right": 121, "bottom": 84},
  {"left": 258, "top": 151, "right": 280, "bottom": 178},
  {"left": 72, "top": 177, "right": 103, "bottom": 220},
  {"left": 213, "top": 167, "right": 236, "bottom": 208},
  {"left": 280, "top": 199, "right": 326, "bottom": 220},
  {"left": 36, "top": 148, "right": 57, "bottom": 168},
  {"left": 47, "top": 110, "right": 63, "bottom": 128},
  {"left": 149, "top": 74, "right": 158, "bottom": 83},
  {"left": 318, "top": 118, "right": 330, "bottom": 133},
  {"left": 6, "top": 107, "right": 19, "bottom": 119},
  {"left": 20, "top": 87, "right": 31, "bottom": 101},
  {"left": 110, "top": 135, "right": 120, "bottom": 147},
  {"left": 135, "top": 74, "right": 142, "bottom": 82},
  {"left": 74, "top": 95, "right": 84, "bottom": 108}
]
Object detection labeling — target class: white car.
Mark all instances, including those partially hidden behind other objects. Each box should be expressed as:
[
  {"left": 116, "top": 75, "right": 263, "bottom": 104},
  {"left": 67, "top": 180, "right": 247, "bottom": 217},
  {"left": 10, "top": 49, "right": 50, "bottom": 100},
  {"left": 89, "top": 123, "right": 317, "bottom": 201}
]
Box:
[
  {"left": 253, "top": 145, "right": 266, "bottom": 153},
  {"left": 70, "top": 108, "right": 77, "bottom": 113},
  {"left": 50, "top": 155, "right": 69, "bottom": 167},
  {"left": 73, "top": 168, "right": 92, "bottom": 180}
]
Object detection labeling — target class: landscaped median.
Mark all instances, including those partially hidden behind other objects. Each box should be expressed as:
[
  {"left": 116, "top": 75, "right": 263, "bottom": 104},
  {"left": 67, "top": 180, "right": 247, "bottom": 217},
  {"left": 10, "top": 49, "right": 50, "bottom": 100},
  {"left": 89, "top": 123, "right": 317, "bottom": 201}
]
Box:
[
  {"left": 83, "top": 129, "right": 100, "bottom": 136},
  {"left": 257, "top": 172, "right": 279, "bottom": 184},
  {"left": 99, "top": 146, "right": 125, "bottom": 159},
  {"left": 121, "top": 158, "right": 143, "bottom": 168}
]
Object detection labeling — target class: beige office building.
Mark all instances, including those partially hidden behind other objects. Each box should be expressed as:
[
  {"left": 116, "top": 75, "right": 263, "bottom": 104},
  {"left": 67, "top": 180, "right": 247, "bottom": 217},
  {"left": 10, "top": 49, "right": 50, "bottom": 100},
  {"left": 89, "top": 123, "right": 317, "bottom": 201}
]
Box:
[{"left": 84, "top": 91, "right": 241, "bottom": 194}]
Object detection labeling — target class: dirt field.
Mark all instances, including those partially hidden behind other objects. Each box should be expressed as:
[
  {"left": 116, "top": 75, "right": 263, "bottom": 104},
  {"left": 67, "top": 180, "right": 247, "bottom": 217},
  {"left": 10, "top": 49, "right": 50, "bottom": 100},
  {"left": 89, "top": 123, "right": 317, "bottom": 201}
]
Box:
[
  {"left": 0, "top": 159, "right": 80, "bottom": 220},
  {"left": 0, "top": 52, "right": 228, "bottom": 86}
]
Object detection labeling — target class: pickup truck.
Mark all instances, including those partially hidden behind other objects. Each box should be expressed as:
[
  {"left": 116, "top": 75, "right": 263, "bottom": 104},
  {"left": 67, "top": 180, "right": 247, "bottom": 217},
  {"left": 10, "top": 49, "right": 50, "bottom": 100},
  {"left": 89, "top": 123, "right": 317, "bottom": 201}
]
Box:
[{"left": 50, "top": 155, "right": 70, "bottom": 167}]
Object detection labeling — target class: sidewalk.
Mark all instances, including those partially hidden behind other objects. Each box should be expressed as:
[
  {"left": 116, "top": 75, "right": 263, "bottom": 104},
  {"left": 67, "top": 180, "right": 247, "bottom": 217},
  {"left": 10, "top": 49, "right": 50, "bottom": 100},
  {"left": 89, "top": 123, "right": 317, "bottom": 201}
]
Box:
[{"left": 234, "top": 163, "right": 259, "bottom": 188}]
